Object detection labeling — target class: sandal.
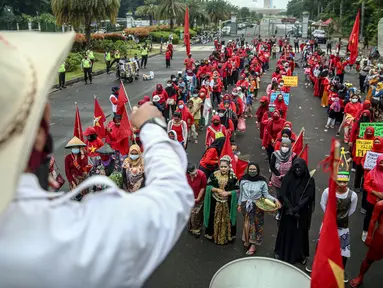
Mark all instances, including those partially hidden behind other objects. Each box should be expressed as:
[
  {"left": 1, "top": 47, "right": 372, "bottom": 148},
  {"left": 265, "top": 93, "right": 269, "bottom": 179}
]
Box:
[{"left": 246, "top": 245, "right": 256, "bottom": 255}]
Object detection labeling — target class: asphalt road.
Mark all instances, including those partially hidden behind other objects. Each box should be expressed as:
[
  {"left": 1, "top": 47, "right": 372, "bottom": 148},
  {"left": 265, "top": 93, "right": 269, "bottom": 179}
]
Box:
[{"left": 50, "top": 40, "right": 382, "bottom": 287}]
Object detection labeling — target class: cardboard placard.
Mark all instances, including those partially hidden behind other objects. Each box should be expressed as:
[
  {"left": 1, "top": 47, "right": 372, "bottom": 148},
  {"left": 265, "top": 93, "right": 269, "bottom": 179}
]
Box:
[
  {"left": 270, "top": 92, "right": 290, "bottom": 105},
  {"left": 363, "top": 151, "right": 382, "bottom": 170},
  {"left": 359, "top": 122, "right": 383, "bottom": 137},
  {"left": 282, "top": 76, "right": 298, "bottom": 87},
  {"left": 355, "top": 139, "right": 373, "bottom": 157}
]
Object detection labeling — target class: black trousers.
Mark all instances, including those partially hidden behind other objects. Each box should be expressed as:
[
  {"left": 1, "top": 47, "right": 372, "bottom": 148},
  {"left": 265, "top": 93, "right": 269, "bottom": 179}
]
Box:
[
  {"left": 105, "top": 61, "right": 111, "bottom": 73},
  {"left": 363, "top": 202, "right": 375, "bottom": 231},
  {"left": 58, "top": 72, "right": 66, "bottom": 87},
  {"left": 212, "top": 92, "right": 221, "bottom": 110},
  {"left": 338, "top": 73, "right": 344, "bottom": 84},
  {"left": 83, "top": 68, "right": 92, "bottom": 83},
  {"left": 354, "top": 164, "right": 364, "bottom": 189},
  {"left": 141, "top": 55, "right": 148, "bottom": 68},
  {"left": 223, "top": 77, "right": 228, "bottom": 91},
  {"left": 166, "top": 59, "right": 170, "bottom": 68},
  {"left": 294, "top": 43, "right": 299, "bottom": 52},
  {"left": 359, "top": 75, "right": 367, "bottom": 93},
  {"left": 327, "top": 46, "right": 332, "bottom": 54}
]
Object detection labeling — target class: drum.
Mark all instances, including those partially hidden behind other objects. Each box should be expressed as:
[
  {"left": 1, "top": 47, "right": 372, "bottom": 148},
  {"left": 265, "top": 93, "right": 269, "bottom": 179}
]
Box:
[{"left": 210, "top": 257, "right": 310, "bottom": 288}]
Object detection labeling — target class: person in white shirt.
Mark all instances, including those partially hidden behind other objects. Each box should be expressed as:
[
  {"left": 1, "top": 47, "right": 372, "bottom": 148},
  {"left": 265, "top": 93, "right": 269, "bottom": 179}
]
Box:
[
  {"left": 109, "top": 86, "right": 120, "bottom": 115},
  {"left": 0, "top": 32, "right": 194, "bottom": 288}
]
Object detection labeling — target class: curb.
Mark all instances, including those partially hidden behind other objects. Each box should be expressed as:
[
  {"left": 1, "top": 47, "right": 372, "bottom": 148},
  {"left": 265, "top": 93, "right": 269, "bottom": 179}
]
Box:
[{"left": 50, "top": 52, "right": 161, "bottom": 94}]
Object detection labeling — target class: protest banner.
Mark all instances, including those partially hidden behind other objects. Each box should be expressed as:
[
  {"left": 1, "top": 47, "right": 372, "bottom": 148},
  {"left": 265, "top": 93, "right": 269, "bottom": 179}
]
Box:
[
  {"left": 359, "top": 122, "right": 383, "bottom": 137},
  {"left": 282, "top": 76, "right": 298, "bottom": 87},
  {"left": 355, "top": 139, "right": 373, "bottom": 157},
  {"left": 363, "top": 151, "right": 382, "bottom": 170},
  {"left": 270, "top": 92, "right": 290, "bottom": 105}
]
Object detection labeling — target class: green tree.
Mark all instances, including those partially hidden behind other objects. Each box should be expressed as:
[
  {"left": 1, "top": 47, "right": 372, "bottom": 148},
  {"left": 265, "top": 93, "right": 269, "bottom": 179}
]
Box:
[
  {"left": 186, "top": 0, "right": 209, "bottom": 28},
  {"left": 119, "top": 0, "right": 144, "bottom": 17},
  {"left": 51, "top": 0, "right": 120, "bottom": 43},
  {"left": 205, "top": 0, "right": 231, "bottom": 26},
  {"left": 1, "top": 0, "right": 51, "bottom": 15},
  {"left": 238, "top": 7, "right": 250, "bottom": 20},
  {"left": 135, "top": 0, "right": 158, "bottom": 25},
  {"left": 157, "top": 0, "right": 185, "bottom": 30}
]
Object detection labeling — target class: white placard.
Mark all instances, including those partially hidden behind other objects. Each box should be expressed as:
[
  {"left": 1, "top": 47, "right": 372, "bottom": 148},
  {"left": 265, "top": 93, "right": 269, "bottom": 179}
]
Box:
[{"left": 363, "top": 151, "right": 382, "bottom": 170}]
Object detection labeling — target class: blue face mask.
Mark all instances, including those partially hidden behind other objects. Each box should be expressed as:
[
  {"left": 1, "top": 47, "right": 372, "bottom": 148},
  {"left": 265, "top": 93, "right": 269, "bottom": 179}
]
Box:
[
  {"left": 129, "top": 154, "right": 139, "bottom": 160},
  {"left": 72, "top": 148, "right": 80, "bottom": 154},
  {"left": 179, "top": 105, "right": 184, "bottom": 109}
]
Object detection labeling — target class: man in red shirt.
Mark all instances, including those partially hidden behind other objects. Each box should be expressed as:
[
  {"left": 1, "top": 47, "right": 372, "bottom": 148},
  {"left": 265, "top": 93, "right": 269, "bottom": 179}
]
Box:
[
  {"left": 184, "top": 54, "right": 195, "bottom": 70},
  {"left": 165, "top": 48, "right": 171, "bottom": 68},
  {"left": 186, "top": 163, "right": 207, "bottom": 237}
]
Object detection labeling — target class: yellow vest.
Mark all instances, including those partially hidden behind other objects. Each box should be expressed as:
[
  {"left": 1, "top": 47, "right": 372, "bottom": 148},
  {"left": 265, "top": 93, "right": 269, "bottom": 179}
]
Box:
[
  {"left": 114, "top": 52, "right": 120, "bottom": 59},
  {"left": 141, "top": 48, "right": 148, "bottom": 56},
  {"left": 87, "top": 50, "right": 95, "bottom": 60},
  {"left": 105, "top": 52, "right": 111, "bottom": 61},
  {"left": 82, "top": 59, "right": 91, "bottom": 68},
  {"left": 58, "top": 63, "right": 66, "bottom": 73}
]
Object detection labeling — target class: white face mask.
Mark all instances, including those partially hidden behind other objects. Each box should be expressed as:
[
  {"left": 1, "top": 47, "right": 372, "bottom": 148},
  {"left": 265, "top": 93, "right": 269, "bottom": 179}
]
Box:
[
  {"left": 331, "top": 97, "right": 336, "bottom": 101},
  {"left": 72, "top": 148, "right": 80, "bottom": 154},
  {"left": 351, "top": 98, "right": 358, "bottom": 103},
  {"left": 281, "top": 147, "right": 289, "bottom": 153},
  {"left": 218, "top": 113, "right": 224, "bottom": 117},
  {"left": 129, "top": 154, "right": 139, "bottom": 160},
  {"left": 179, "top": 105, "right": 184, "bottom": 109},
  {"left": 167, "top": 83, "right": 172, "bottom": 87}
]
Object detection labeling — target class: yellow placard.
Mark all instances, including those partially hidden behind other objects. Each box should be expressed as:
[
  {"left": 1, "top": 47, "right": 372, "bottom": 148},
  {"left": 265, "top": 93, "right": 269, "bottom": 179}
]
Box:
[
  {"left": 355, "top": 139, "right": 373, "bottom": 157},
  {"left": 282, "top": 76, "right": 298, "bottom": 87}
]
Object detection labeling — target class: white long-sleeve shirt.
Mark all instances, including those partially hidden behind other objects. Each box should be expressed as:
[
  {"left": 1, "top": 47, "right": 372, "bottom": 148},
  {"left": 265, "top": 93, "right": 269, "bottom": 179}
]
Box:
[
  {"left": 0, "top": 124, "right": 194, "bottom": 288},
  {"left": 320, "top": 188, "right": 358, "bottom": 216}
]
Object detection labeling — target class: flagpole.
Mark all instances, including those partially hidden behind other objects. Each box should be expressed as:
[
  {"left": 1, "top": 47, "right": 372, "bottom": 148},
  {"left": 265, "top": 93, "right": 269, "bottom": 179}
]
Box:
[
  {"left": 298, "top": 143, "right": 308, "bottom": 157},
  {"left": 292, "top": 127, "right": 304, "bottom": 150},
  {"left": 120, "top": 80, "right": 133, "bottom": 111},
  {"left": 332, "top": 140, "right": 341, "bottom": 179}
]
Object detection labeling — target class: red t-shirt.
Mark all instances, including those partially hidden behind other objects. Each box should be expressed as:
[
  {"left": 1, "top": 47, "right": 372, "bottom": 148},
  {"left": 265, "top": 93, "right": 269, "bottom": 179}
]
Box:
[{"left": 187, "top": 170, "right": 207, "bottom": 199}]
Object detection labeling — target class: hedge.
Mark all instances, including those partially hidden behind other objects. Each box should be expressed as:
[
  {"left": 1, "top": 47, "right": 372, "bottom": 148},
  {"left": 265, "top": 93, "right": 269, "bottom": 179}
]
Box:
[
  {"left": 149, "top": 31, "right": 180, "bottom": 44},
  {"left": 173, "top": 27, "right": 197, "bottom": 37}
]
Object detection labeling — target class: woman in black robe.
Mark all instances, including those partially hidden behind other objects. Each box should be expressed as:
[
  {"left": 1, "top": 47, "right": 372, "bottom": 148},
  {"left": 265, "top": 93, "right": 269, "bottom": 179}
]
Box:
[{"left": 274, "top": 158, "right": 316, "bottom": 265}]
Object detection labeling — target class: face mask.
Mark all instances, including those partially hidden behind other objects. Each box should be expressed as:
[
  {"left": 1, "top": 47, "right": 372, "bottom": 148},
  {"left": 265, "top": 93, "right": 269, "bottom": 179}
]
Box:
[
  {"left": 172, "top": 78, "right": 176, "bottom": 81},
  {"left": 179, "top": 105, "right": 184, "bottom": 109},
  {"left": 248, "top": 171, "right": 258, "bottom": 177},
  {"left": 72, "top": 148, "right": 80, "bottom": 154},
  {"left": 269, "top": 108, "right": 275, "bottom": 113},
  {"left": 272, "top": 115, "right": 279, "bottom": 120},
  {"left": 130, "top": 154, "right": 139, "bottom": 160},
  {"left": 167, "top": 83, "right": 172, "bottom": 87},
  {"left": 192, "top": 94, "right": 198, "bottom": 98},
  {"left": 352, "top": 98, "right": 358, "bottom": 103},
  {"left": 278, "top": 98, "right": 283, "bottom": 102},
  {"left": 213, "top": 121, "right": 220, "bottom": 125},
  {"left": 281, "top": 147, "right": 289, "bottom": 153},
  {"left": 331, "top": 97, "right": 336, "bottom": 101},
  {"left": 282, "top": 136, "right": 289, "bottom": 140},
  {"left": 218, "top": 113, "right": 224, "bottom": 117}
]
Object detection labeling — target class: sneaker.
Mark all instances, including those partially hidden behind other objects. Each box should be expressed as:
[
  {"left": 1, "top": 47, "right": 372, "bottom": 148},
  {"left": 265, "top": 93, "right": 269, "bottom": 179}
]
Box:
[
  {"left": 330, "top": 125, "right": 335, "bottom": 129},
  {"left": 325, "top": 125, "right": 329, "bottom": 129},
  {"left": 344, "top": 272, "right": 349, "bottom": 283},
  {"left": 351, "top": 168, "right": 356, "bottom": 172},
  {"left": 275, "top": 212, "right": 281, "bottom": 221},
  {"left": 361, "top": 231, "right": 368, "bottom": 242},
  {"left": 305, "top": 265, "right": 312, "bottom": 273},
  {"left": 360, "top": 208, "right": 366, "bottom": 214}
]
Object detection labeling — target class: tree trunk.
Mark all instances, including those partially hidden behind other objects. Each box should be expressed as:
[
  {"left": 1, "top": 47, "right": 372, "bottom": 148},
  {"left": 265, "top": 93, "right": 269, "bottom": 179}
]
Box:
[
  {"left": 85, "top": 16, "right": 92, "bottom": 44},
  {"left": 149, "top": 14, "right": 153, "bottom": 26},
  {"left": 170, "top": 18, "right": 174, "bottom": 30}
]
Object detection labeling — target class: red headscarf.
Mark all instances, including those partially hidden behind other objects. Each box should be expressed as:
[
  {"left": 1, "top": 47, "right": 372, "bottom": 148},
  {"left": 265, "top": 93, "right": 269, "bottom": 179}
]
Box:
[
  {"left": 273, "top": 95, "right": 288, "bottom": 119},
  {"left": 364, "top": 126, "right": 375, "bottom": 140},
  {"left": 372, "top": 137, "right": 383, "bottom": 153},
  {"left": 368, "top": 154, "right": 383, "bottom": 191},
  {"left": 255, "top": 96, "right": 269, "bottom": 121}
]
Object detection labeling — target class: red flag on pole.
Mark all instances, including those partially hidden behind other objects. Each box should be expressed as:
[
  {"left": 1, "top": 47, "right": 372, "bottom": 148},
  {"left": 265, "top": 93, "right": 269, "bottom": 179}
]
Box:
[
  {"left": 348, "top": 10, "right": 360, "bottom": 65},
  {"left": 184, "top": 7, "right": 191, "bottom": 56},
  {"left": 311, "top": 139, "right": 344, "bottom": 288},
  {"left": 220, "top": 136, "right": 237, "bottom": 174},
  {"left": 236, "top": 159, "right": 249, "bottom": 180},
  {"left": 73, "top": 103, "right": 84, "bottom": 141},
  {"left": 292, "top": 128, "right": 304, "bottom": 155},
  {"left": 116, "top": 109, "right": 132, "bottom": 156},
  {"left": 93, "top": 97, "right": 106, "bottom": 139},
  {"left": 299, "top": 143, "right": 309, "bottom": 164},
  {"left": 117, "top": 83, "right": 128, "bottom": 115}
]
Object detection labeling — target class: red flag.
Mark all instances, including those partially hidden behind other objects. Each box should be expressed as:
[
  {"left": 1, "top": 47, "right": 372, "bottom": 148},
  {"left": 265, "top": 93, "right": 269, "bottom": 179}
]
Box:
[
  {"left": 311, "top": 139, "right": 344, "bottom": 288},
  {"left": 292, "top": 128, "right": 304, "bottom": 155},
  {"left": 220, "top": 136, "right": 237, "bottom": 174},
  {"left": 236, "top": 159, "right": 249, "bottom": 180},
  {"left": 184, "top": 7, "right": 191, "bottom": 56},
  {"left": 117, "top": 108, "right": 132, "bottom": 143},
  {"left": 117, "top": 83, "right": 128, "bottom": 115},
  {"left": 299, "top": 143, "right": 309, "bottom": 164},
  {"left": 94, "top": 97, "right": 106, "bottom": 139},
  {"left": 73, "top": 104, "right": 84, "bottom": 141},
  {"left": 348, "top": 10, "right": 360, "bottom": 65}
]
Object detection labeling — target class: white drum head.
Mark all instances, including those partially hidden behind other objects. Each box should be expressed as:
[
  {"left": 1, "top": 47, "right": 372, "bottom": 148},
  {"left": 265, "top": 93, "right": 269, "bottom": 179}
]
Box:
[{"left": 210, "top": 257, "right": 310, "bottom": 288}]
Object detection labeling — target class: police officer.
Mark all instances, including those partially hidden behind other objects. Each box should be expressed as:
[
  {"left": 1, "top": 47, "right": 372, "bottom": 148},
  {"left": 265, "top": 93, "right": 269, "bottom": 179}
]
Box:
[
  {"left": 140, "top": 44, "right": 148, "bottom": 69},
  {"left": 86, "top": 48, "right": 95, "bottom": 71},
  {"left": 81, "top": 55, "right": 92, "bottom": 84},
  {"left": 105, "top": 49, "right": 111, "bottom": 74},
  {"left": 58, "top": 61, "right": 67, "bottom": 89},
  {"left": 111, "top": 49, "right": 121, "bottom": 67}
]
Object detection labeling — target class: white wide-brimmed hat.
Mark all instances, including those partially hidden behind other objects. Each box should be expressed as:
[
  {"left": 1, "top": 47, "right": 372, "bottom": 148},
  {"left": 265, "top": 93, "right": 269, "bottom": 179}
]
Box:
[{"left": 0, "top": 31, "right": 75, "bottom": 214}]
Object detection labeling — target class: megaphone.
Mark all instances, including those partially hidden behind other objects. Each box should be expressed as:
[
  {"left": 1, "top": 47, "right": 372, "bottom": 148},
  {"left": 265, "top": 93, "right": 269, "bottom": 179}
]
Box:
[{"left": 210, "top": 257, "right": 310, "bottom": 288}]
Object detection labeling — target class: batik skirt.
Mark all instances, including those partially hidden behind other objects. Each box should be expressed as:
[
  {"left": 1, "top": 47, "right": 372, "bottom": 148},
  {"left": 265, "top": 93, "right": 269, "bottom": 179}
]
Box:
[{"left": 241, "top": 201, "right": 265, "bottom": 246}]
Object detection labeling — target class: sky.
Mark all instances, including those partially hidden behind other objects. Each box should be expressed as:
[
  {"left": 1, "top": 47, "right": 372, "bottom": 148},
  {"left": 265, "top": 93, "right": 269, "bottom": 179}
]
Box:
[{"left": 228, "top": 0, "right": 289, "bottom": 9}]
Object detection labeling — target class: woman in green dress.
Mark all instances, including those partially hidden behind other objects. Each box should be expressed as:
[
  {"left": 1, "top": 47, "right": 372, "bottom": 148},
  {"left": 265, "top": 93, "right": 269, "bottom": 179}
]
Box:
[{"left": 204, "top": 155, "right": 239, "bottom": 245}]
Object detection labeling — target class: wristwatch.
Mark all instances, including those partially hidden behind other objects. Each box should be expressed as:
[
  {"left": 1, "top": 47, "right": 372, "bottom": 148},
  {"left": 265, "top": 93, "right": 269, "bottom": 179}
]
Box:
[{"left": 140, "top": 117, "right": 167, "bottom": 131}]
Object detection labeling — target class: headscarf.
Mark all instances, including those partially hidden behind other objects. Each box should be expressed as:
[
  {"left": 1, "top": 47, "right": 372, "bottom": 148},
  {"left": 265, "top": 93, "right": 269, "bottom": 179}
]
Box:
[
  {"left": 240, "top": 162, "right": 267, "bottom": 183},
  {"left": 274, "top": 138, "right": 292, "bottom": 162},
  {"left": 372, "top": 136, "right": 383, "bottom": 153},
  {"left": 280, "top": 128, "right": 292, "bottom": 138},
  {"left": 125, "top": 144, "right": 143, "bottom": 168},
  {"left": 369, "top": 155, "right": 383, "bottom": 192},
  {"left": 203, "top": 137, "right": 226, "bottom": 157},
  {"left": 168, "top": 130, "right": 177, "bottom": 140},
  {"left": 280, "top": 158, "right": 314, "bottom": 208},
  {"left": 284, "top": 121, "right": 293, "bottom": 130},
  {"left": 177, "top": 100, "right": 192, "bottom": 122},
  {"left": 364, "top": 126, "right": 375, "bottom": 140},
  {"left": 358, "top": 109, "right": 372, "bottom": 123}
]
